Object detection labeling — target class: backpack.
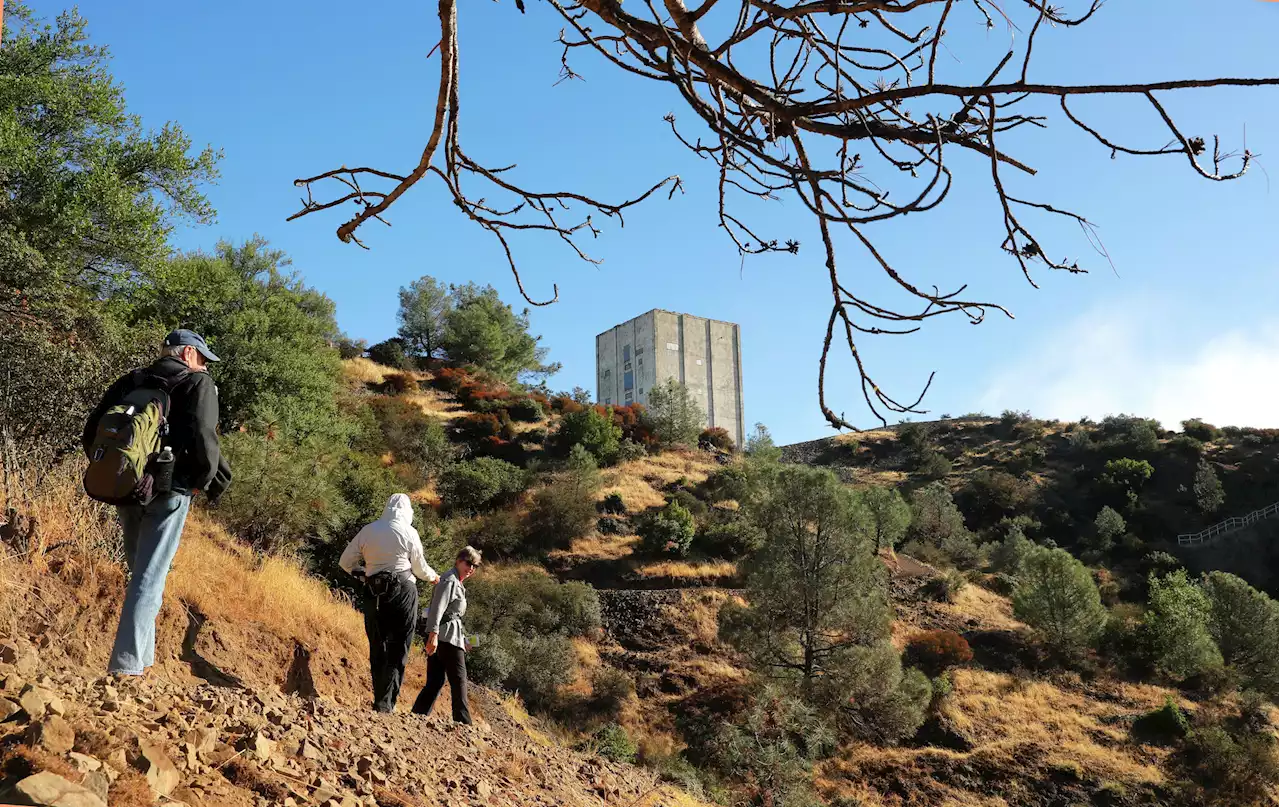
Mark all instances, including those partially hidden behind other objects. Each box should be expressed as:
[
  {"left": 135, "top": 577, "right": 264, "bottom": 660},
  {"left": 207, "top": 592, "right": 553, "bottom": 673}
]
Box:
[{"left": 83, "top": 368, "right": 189, "bottom": 506}]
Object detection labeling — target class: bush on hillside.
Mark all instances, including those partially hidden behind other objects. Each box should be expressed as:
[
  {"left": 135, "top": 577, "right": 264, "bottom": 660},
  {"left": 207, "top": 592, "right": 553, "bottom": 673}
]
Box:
[
  {"left": 616, "top": 438, "right": 647, "bottom": 462},
  {"left": 960, "top": 469, "right": 1038, "bottom": 526},
  {"left": 898, "top": 421, "right": 932, "bottom": 455},
  {"left": 1144, "top": 570, "right": 1223, "bottom": 682},
  {"left": 611, "top": 404, "right": 655, "bottom": 449},
  {"left": 638, "top": 501, "right": 697, "bottom": 557},
  {"left": 457, "top": 412, "right": 504, "bottom": 441},
  {"left": 367, "top": 397, "right": 453, "bottom": 481},
  {"left": 597, "top": 516, "right": 627, "bottom": 535},
  {"left": 505, "top": 634, "right": 576, "bottom": 708},
  {"left": 1013, "top": 546, "right": 1107, "bottom": 652},
  {"left": 1133, "top": 696, "right": 1191, "bottom": 744},
  {"left": 1169, "top": 435, "right": 1205, "bottom": 458},
  {"left": 916, "top": 450, "right": 953, "bottom": 480},
  {"left": 505, "top": 397, "right": 545, "bottom": 423},
  {"left": 590, "top": 668, "right": 635, "bottom": 717},
  {"left": 336, "top": 336, "right": 367, "bottom": 359},
  {"left": 1090, "top": 506, "right": 1127, "bottom": 553},
  {"left": 556, "top": 407, "right": 622, "bottom": 465},
  {"left": 368, "top": 338, "right": 411, "bottom": 369},
  {"left": 989, "top": 527, "right": 1034, "bottom": 577},
  {"left": 922, "top": 569, "right": 968, "bottom": 603},
  {"left": 696, "top": 515, "right": 765, "bottom": 560},
  {"left": 1098, "top": 415, "right": 1161, "bottom": 455},
  {"left": 430, "top": 366, "right": 471, "bottom": 392},
  {"left": 525, "top": 483, "right": 598, "bottom": 552},
  {"left": 905, "top": 630, "right": 973, "bottom": 675},
  {"left": 646, "top": 379, "right": 705, "bottom": 447},
  {"left": 454, "top": 509, "right": 526, "bottom": 558},
  {"left": 1177, "top": 716, "right": 1279, "bottom": 805},
  {"left": 437, "top": 458, "right": 528, "bottom": 514},
  {"left": 588, "top": 723, "right": 638, "bottom": 764},
  {"left": 466, "top": 637, "right": 516, "bottom": 687},
  {"left": 1101, "top": 457, "right": 1154, "bottom": 497},
  {"left": 1200, "top": 572, "right": 1279, "bottom": 695},
  {"left": 600, "top": 493, "right": 626, "bottom": 515},
  {"left": 1193, "top": 458, "right": 1225, "bottom": 514},
  {"left": 381, "top": 372, "right": 417, "bottom": 394},
  {"left": 698, "top": 427, "right": 735, "bottom": 452},
  {"left": 1181, "top": 419, "right": 1221, "bottom": 442}
]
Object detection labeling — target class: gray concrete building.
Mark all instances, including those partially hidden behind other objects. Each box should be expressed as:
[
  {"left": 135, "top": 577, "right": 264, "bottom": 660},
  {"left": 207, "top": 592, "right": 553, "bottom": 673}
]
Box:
[{"left": 596, "top": 310, "right": 744, "bottom": 448}]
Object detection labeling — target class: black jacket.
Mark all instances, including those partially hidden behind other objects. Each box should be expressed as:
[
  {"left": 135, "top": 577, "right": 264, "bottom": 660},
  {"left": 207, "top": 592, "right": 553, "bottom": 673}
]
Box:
[{"left": 83, "top": 356, "right": 232, "bottom": 502}]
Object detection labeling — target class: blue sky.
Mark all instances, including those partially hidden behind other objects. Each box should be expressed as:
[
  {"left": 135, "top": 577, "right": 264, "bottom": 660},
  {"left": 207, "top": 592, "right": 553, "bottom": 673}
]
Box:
[{"left": 31, "top": 1, "right": 1278, "bottom": 443}]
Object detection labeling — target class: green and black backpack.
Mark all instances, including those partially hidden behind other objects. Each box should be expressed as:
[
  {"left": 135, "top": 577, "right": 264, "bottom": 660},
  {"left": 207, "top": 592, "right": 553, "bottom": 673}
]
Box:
[{"left": 83, "top": 369, "right": 189, "bottom": 506}]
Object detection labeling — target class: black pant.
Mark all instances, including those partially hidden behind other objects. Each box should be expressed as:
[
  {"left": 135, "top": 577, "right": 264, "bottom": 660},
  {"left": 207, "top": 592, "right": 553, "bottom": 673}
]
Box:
[
  {"left": 363, "top": 572, "right": 418, "bottom": 713},
  {"left": 412, "top": 641, "right": 471, "bottom": 724}
]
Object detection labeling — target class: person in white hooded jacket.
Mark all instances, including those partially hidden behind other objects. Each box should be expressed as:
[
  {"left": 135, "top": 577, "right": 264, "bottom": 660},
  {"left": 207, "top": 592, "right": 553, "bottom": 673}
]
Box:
[{"left": 339, "top": 494, "right": 439, "bottom": 712}]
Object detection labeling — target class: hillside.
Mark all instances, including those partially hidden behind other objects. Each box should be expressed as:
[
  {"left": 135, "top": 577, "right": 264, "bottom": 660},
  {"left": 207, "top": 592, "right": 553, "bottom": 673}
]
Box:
[
  {"left": 0, "top": 474, "right": 703, "bottom": 807},
  {"left": 2, "top": 359, "right": 1276, "bottom": 807}
]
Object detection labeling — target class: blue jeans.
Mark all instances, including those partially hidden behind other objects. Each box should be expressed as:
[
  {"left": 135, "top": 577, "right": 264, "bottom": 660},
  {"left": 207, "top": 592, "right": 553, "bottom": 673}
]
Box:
[{"left": 108, "top": 492, "right": 192, "bottom": 675}]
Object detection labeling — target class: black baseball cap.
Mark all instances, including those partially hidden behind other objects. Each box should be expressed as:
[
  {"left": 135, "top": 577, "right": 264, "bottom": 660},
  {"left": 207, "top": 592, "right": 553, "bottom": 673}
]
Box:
[{"left": 164, "top": 329, "right": 221, "bottom": 362}]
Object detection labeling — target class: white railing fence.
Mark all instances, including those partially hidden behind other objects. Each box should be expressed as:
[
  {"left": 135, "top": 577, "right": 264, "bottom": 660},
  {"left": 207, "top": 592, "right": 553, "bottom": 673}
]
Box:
[{"left": 1177, "top": 502, "right": 1279, "bottom": 547}]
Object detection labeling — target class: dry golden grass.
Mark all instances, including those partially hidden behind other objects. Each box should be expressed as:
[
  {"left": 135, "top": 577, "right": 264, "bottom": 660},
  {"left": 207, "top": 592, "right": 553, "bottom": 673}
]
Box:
[
  {"left": 671, "top": 589, "right": 741, "bottom": 645},
  {"left": 945, "top": 585, "right": 1024, "bottom": 631},
  {"left": 168, "top": 516, "right": 366, "bottom": 650},
  {"left": 341, "top": 357, "right": 396, "bottom": 386},
  {"left": 601, "top": 450, "right": 720, "bottom": 514},
  {"left": 944, "top": 668, "right": 1172, "bottom": 784},
  {"left": 634, "top": 559, "right": 737, "bottom": 582},
  {"left": 401, "top": 389, "right": 464, "bottom": 420},
  {"left": 548, "top": 532, "right": 639, "bottom": 563}
]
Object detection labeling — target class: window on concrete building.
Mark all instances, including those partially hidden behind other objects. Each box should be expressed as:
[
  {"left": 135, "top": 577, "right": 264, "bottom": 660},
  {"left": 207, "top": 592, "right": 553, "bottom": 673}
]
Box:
[
  {"left": 624, "top": 371, "right": 634, "bottom": 390},
  {"left": 623, "top": 345, "right": 631, "bottom": 362}
]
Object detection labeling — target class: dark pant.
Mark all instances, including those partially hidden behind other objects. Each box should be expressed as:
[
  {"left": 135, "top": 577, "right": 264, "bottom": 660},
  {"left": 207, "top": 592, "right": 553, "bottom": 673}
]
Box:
[
  {"left": 363, "top": 572, "right": 418, "bottom": 713},
  {"left": 412, "top": 641, "right": 471, "bottom": 724}
]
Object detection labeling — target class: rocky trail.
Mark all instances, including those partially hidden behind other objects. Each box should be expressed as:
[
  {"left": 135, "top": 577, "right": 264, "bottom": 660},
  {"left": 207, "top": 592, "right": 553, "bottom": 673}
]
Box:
[{"left": 0, "top": 634, "right": 689, "bottom": 807}]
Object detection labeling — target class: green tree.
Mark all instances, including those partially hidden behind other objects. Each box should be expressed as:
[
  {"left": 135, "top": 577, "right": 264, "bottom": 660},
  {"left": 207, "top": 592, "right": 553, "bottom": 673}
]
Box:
[
  {"left": 645, "top": 378, "right": 705, "bottom": 447},
  {"left": 720, "top": 465, "right": 927, "bottom": 742},
  {"left": 0, "top": 6, "right": 219, "bottom": 466},
  {"left": 744, "top": 422, "right": 783, "bottom": 462},
  {"left": 524, "top": 445, "right": 602, "bottom": 552},
  {"left": 1091, "top": 506, "right": 1127, "bottom": 553},
  {"left": 137, "top": 238, "right": 347, "bottom": 439},
  {"left": 1193, "top": 458, "right": 1225, "bottom": 515},
  {"left": 859, "top": 487, "right": 911, "bottom": 553},
  {"left": 556, "top": 407, "right": 622, "bottom": 465},
  {"left": 638, "top": 500, "right": 697, "bottom": 557},
  {"left": 708, "top": 689, "right": 833, "bottom": 807},
  {"left": 1144, "top": 570, "right": 1223, "bottom": 682},
  {"left": 1101, "top": 458, "right": 1154, "bottom": 496},
  {"left": 1012, "top": 546, "right": 1107, "bottom": 651},
  {"left": 396, "top": 275, "right": 452, "bottom": 359},
  {"left": 440, "top": 283, "right": 559, "bottom": 381},
  {"left": 990, "top": 526, "right": 1034, "bottom": 577},
  {"left": 1200, "top": 572, "right": 1278, "bottom": 694},
  {"left": 904, "top": 482, "right": 979, "bottom": 567}
]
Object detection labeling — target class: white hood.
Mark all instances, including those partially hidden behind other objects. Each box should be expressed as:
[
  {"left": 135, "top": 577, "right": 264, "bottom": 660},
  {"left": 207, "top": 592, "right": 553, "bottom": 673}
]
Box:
[{"left": 382, "top": 493, "right": 415, "bottom": 527}]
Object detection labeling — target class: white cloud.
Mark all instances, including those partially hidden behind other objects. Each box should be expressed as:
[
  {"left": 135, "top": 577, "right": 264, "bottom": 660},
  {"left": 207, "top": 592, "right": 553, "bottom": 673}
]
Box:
[{"left": 979, "top": 300, "right": 1279, "bottom": 429}]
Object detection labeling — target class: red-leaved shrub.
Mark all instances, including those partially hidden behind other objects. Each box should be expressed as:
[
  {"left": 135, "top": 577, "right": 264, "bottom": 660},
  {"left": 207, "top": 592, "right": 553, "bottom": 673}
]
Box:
[
  {"left": 905, "top": 630, "right": 973, "bottom": 674},
  {"left": 698, "top": 427, "right": 735, "bottom": 452}
]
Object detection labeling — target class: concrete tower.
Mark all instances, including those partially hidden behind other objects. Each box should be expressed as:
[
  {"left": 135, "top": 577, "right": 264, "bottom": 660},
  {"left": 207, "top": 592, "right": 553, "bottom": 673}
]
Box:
[{"left": 595, "top": 310, "right": 744, "bottom": 448}]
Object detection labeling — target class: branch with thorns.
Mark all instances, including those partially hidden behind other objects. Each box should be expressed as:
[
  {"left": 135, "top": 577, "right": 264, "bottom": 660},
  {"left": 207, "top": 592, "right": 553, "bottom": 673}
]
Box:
[{"left": 288, "top": 0, "right": 1275, "bottom": 428}]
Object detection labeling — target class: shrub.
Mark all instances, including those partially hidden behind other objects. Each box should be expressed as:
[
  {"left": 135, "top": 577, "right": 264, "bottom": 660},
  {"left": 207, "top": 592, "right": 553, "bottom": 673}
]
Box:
[
  {"left": 987, "top": 572, "right": 1018, "bottom": 596},
  {"left": 638, "top": 501, "right": 698, "bottom": 557},
  {"left": 589, "top": 723, "right": 638, "bottom": 764},
  {"left": 1133, "top": 696, "right": 1191, "bottom": 745},
  {"left": 1101, "top": 457, "right": 1154, "bottom": 496},
  {"left": 905, "top": 630, "right": 973, "bottom": 675},
  {"left": 1091, "top": 506, "right": 1126, "bottom": 553},
  {"left": 437, "top": 458, "right": 528, "bottom": 513},
  {"left": 859, "top": 487, "right": 912, "bottom": 553},
  {"left": 505, "top": 397, "right": 545, "bottom": 423},
  {"left": 961, "top": 469, "right": 1037, "bottom": 525},
  {"left": 1192, "top": 458, "right": 1224, "bottom": 514},
  {"left": 431, "top": 366, "right": 470, "bottom": 392},
  {"left": 1179, "top": 720, "right": 1278, "bottom": 805},
  {"left": 506, "top": 634, "right": 576, "bottom": 708},
  {"left": 668, "top": 488, "right": 708, "bottom": 518},
  {"left": 906, "top": 482, "right": 971, "bottom": 551},
  {"left": 646, "top": 379, "right": 705, "bottom": 446},
  {"left": 1201, "top": 572, "right": 1279, "bottom": 694},
  {"left": 898, "top": 421, "right": 932, "bottom": 455},
  {"left": 466, "top": 636, "right": 516, "bottom": 686},
  {"left": 941, "top": 532, "right": 984, "bottom": 570},
  {"left": 600, "top": 492, "right": 626, "bottom": 514},
  {"left": 696, "top": 516, "right": 765, "bottom": 559},
  {"left": 916, "top": 450, "right": 953, "bottom": 480},
  {"left": 597, "top": 516, "right": 627, "bottom": 535},
  {"left": 457, "top": 412, "right": 503, "bottom": 441},
  {"left": 333, "top": 337, "right": 366, "bottom": 360},
  {"left": 368, "top": 397, "right": 453, "bottom": 480},
  {"left": 990, "top": 527, "right": 1034, "bottom": 576},
  {"left": 522, "top": 426, "right": 548, "bottom": 445},
  {"left": 368, "top": 338, "right": 410, "bottom": 369},
  {"left": 698, "top": 427, "right": 735, "bottom": 452},
  {"left": 557, "top": 407, "right": 622, "bottom": 464},
  {"left": 382, "top": 372, "right": 417, "bottom": 394},
  {"left": 1068, "top": 428, "right": 1092, "bottom": 451},
  {"left": 702, "top": 465, "right": 752, "bottom": 504},
  {"left": 455, "top": 509, "right": 526, "bottom": 558},
  {"left": 1013, "top": 546, "right": 1107, "bottom": 651},
  {"left": 526, "top": 484, "right": 598, "bottom": 551},
  {"left": 616, "top": 438, "right": 647, "bottom": 462},
  {"left": 1169, "top": 435, "right": 1205, "bottom": 458},
  {"left": 1181, "top": 418, "right": 1221, "bottom": 442},
  {"left": 590, "top": 668, "right": 635, "bottom": 717},
  {"left": 1099, "top": 415, "right": 1161, "bottom": 455},
  {"left": 922, "top": 570, "right": 968, "bottom": 603},
  {"left": 1144, "top": 570, "right": 1223, "bottom": 682}
]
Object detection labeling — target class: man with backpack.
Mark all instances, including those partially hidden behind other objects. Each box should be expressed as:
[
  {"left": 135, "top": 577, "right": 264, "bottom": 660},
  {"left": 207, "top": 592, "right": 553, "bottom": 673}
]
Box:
[{"left": 82, "top": 329, "right": 232, "bottom": 678}]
